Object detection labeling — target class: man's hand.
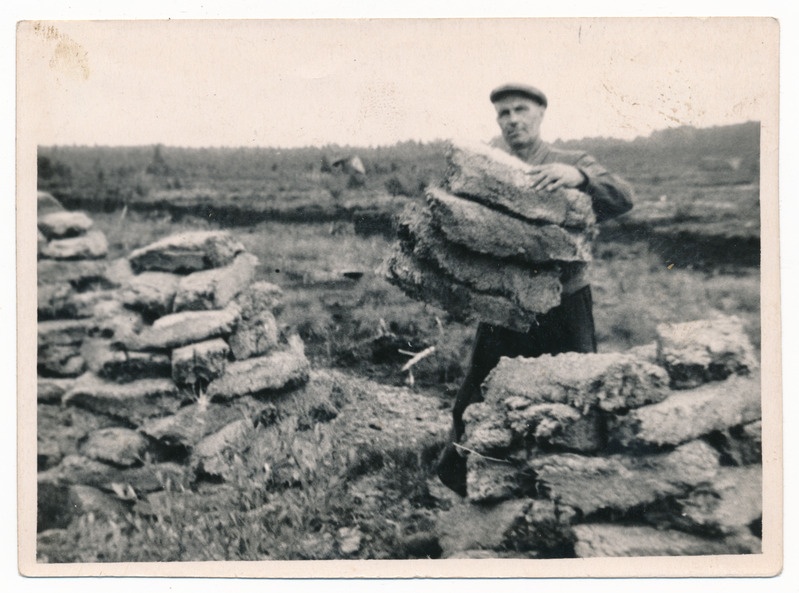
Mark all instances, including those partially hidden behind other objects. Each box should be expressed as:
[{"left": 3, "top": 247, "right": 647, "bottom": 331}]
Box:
[{"left": 527, "top": 163, "right": 587, "bottom": 192}]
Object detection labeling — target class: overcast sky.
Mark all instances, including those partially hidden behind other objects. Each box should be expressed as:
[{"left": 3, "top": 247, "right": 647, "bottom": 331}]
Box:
[{"left": 18, "top": 18, "right": 778, "bottom": 148}]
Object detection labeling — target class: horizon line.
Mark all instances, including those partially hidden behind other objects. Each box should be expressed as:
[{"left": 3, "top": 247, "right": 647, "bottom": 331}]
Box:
[{"left": 37, "top": 120, "right": 760, "bottom": 152}]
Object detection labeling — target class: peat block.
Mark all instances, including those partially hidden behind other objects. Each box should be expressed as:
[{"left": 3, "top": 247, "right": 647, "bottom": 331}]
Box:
[
  {"left": 482, "top": 351, "right": 670, "bottom": 413},
  {"left": 128, "top": 230, "right": 245, "bottom": 274},
  {"left": 656, "top": 316, "right": 758, "bottom": 389},
  {"left": 445, "top": 141, "right": 595, "bottom": 228},
  {"left": 427, "top": 187, "right": 593, "bottom": 264}
]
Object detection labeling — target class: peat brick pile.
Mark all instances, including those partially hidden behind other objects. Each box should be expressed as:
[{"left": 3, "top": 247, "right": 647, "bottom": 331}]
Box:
[
  {"left": 437, "top": 315, "right": 762, "bottom": 558},
  {"left": 383, "top": 142, "right": 595, "bottom": 332},
  {"left": 37, "top": 197, "right": 117, "bottom": 377},
  {"left": 37, "top": 221, "right": 311, "bottom": 535}
]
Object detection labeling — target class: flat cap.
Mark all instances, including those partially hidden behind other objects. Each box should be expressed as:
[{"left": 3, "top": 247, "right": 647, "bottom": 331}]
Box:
[{"left": 490, "top": 83, "right": 548, "bottom": 107}]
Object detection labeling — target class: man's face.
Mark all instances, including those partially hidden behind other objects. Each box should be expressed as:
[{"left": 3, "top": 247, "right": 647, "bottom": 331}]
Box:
[{"left": 493, "top": 95, "right": 546, "bottom": 150}]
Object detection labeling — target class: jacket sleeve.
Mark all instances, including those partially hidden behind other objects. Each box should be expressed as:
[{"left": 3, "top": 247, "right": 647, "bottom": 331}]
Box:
[{"left": 574, "top": 153, "right": 634, "bottom": 223}]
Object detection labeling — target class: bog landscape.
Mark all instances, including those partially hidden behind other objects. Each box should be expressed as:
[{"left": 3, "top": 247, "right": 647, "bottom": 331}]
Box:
[{"left": 34, "top": 121, "right": 763, "bottom": 562}]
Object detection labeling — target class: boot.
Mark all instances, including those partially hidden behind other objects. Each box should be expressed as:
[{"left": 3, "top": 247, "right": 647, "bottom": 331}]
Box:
[{"left": 436, "top": 442, "right": 467, "bottom": 497}]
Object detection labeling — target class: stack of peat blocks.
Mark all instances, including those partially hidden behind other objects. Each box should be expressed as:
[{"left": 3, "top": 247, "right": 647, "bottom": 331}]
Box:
[
  {"left": 383, "top": 141, "right": 596, "bottom": 331},
  {"left": 37, "top": 212, "right": 310, "bottom": 539},
  {"left": 37, "top": 197, "right": 114, "bottom": 381},
  {"left": 437, "top": 316, "right": 763, "bottom": 559}
]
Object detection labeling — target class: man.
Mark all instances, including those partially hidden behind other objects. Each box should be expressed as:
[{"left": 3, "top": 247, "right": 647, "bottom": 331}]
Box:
[{"left": 437, "top": 83, "right": 634, "bottom": 496}]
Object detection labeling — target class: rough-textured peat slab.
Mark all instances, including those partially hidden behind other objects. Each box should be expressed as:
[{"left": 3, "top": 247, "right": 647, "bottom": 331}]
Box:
[
  {"left": 397, "top": 203, "right": 563, "bottom": 312},
  {"left": 384, "top": 249, "right": 542, "bottom": 332},
  {"left": 38, "top": 211, "right": 94, "bottom": 239},
  {"left": 528, "top": 440, "right": 720, "bottom": 515},
  {"left": 128, "top": 230, "right": 245, "bottom": 274},
  {"left": 482, "top": 351, "right": 670, "bottom": 412},
  {"left": 172, "top": 253, "right": 258, "bottom": 312},
  {"left": 656, "top": 316, "right": 758, "bottom": 389},
  {"left": 426, "top": 187, "right": 593, "bottom": 264},
  {"left": 609, "top": 373, "right": 761, "bottom": 449},
  {"left": 444, "top": 141, "right": 595, "bottom": 228}
]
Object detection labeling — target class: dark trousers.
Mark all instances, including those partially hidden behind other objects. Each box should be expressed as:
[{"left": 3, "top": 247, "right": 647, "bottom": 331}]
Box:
[{"left": 437, "top": 286, "right": 597, "bottom": 495}]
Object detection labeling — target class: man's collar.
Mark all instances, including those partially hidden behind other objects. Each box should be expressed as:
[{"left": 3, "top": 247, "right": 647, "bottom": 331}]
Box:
[
  {"left": 510, "top": 136, "right": 546, "bottom": 162},
  {"left": 488, "top": 135, "right": 549, "bottom": 164}
]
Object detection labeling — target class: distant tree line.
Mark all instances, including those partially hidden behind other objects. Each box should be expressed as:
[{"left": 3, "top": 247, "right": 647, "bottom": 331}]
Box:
[
  {"left": 37, "top": 122, "right": 759, "bottom": 210},
  {"left": 553, "top": 121, "right": 760, "bottom": 181}
]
